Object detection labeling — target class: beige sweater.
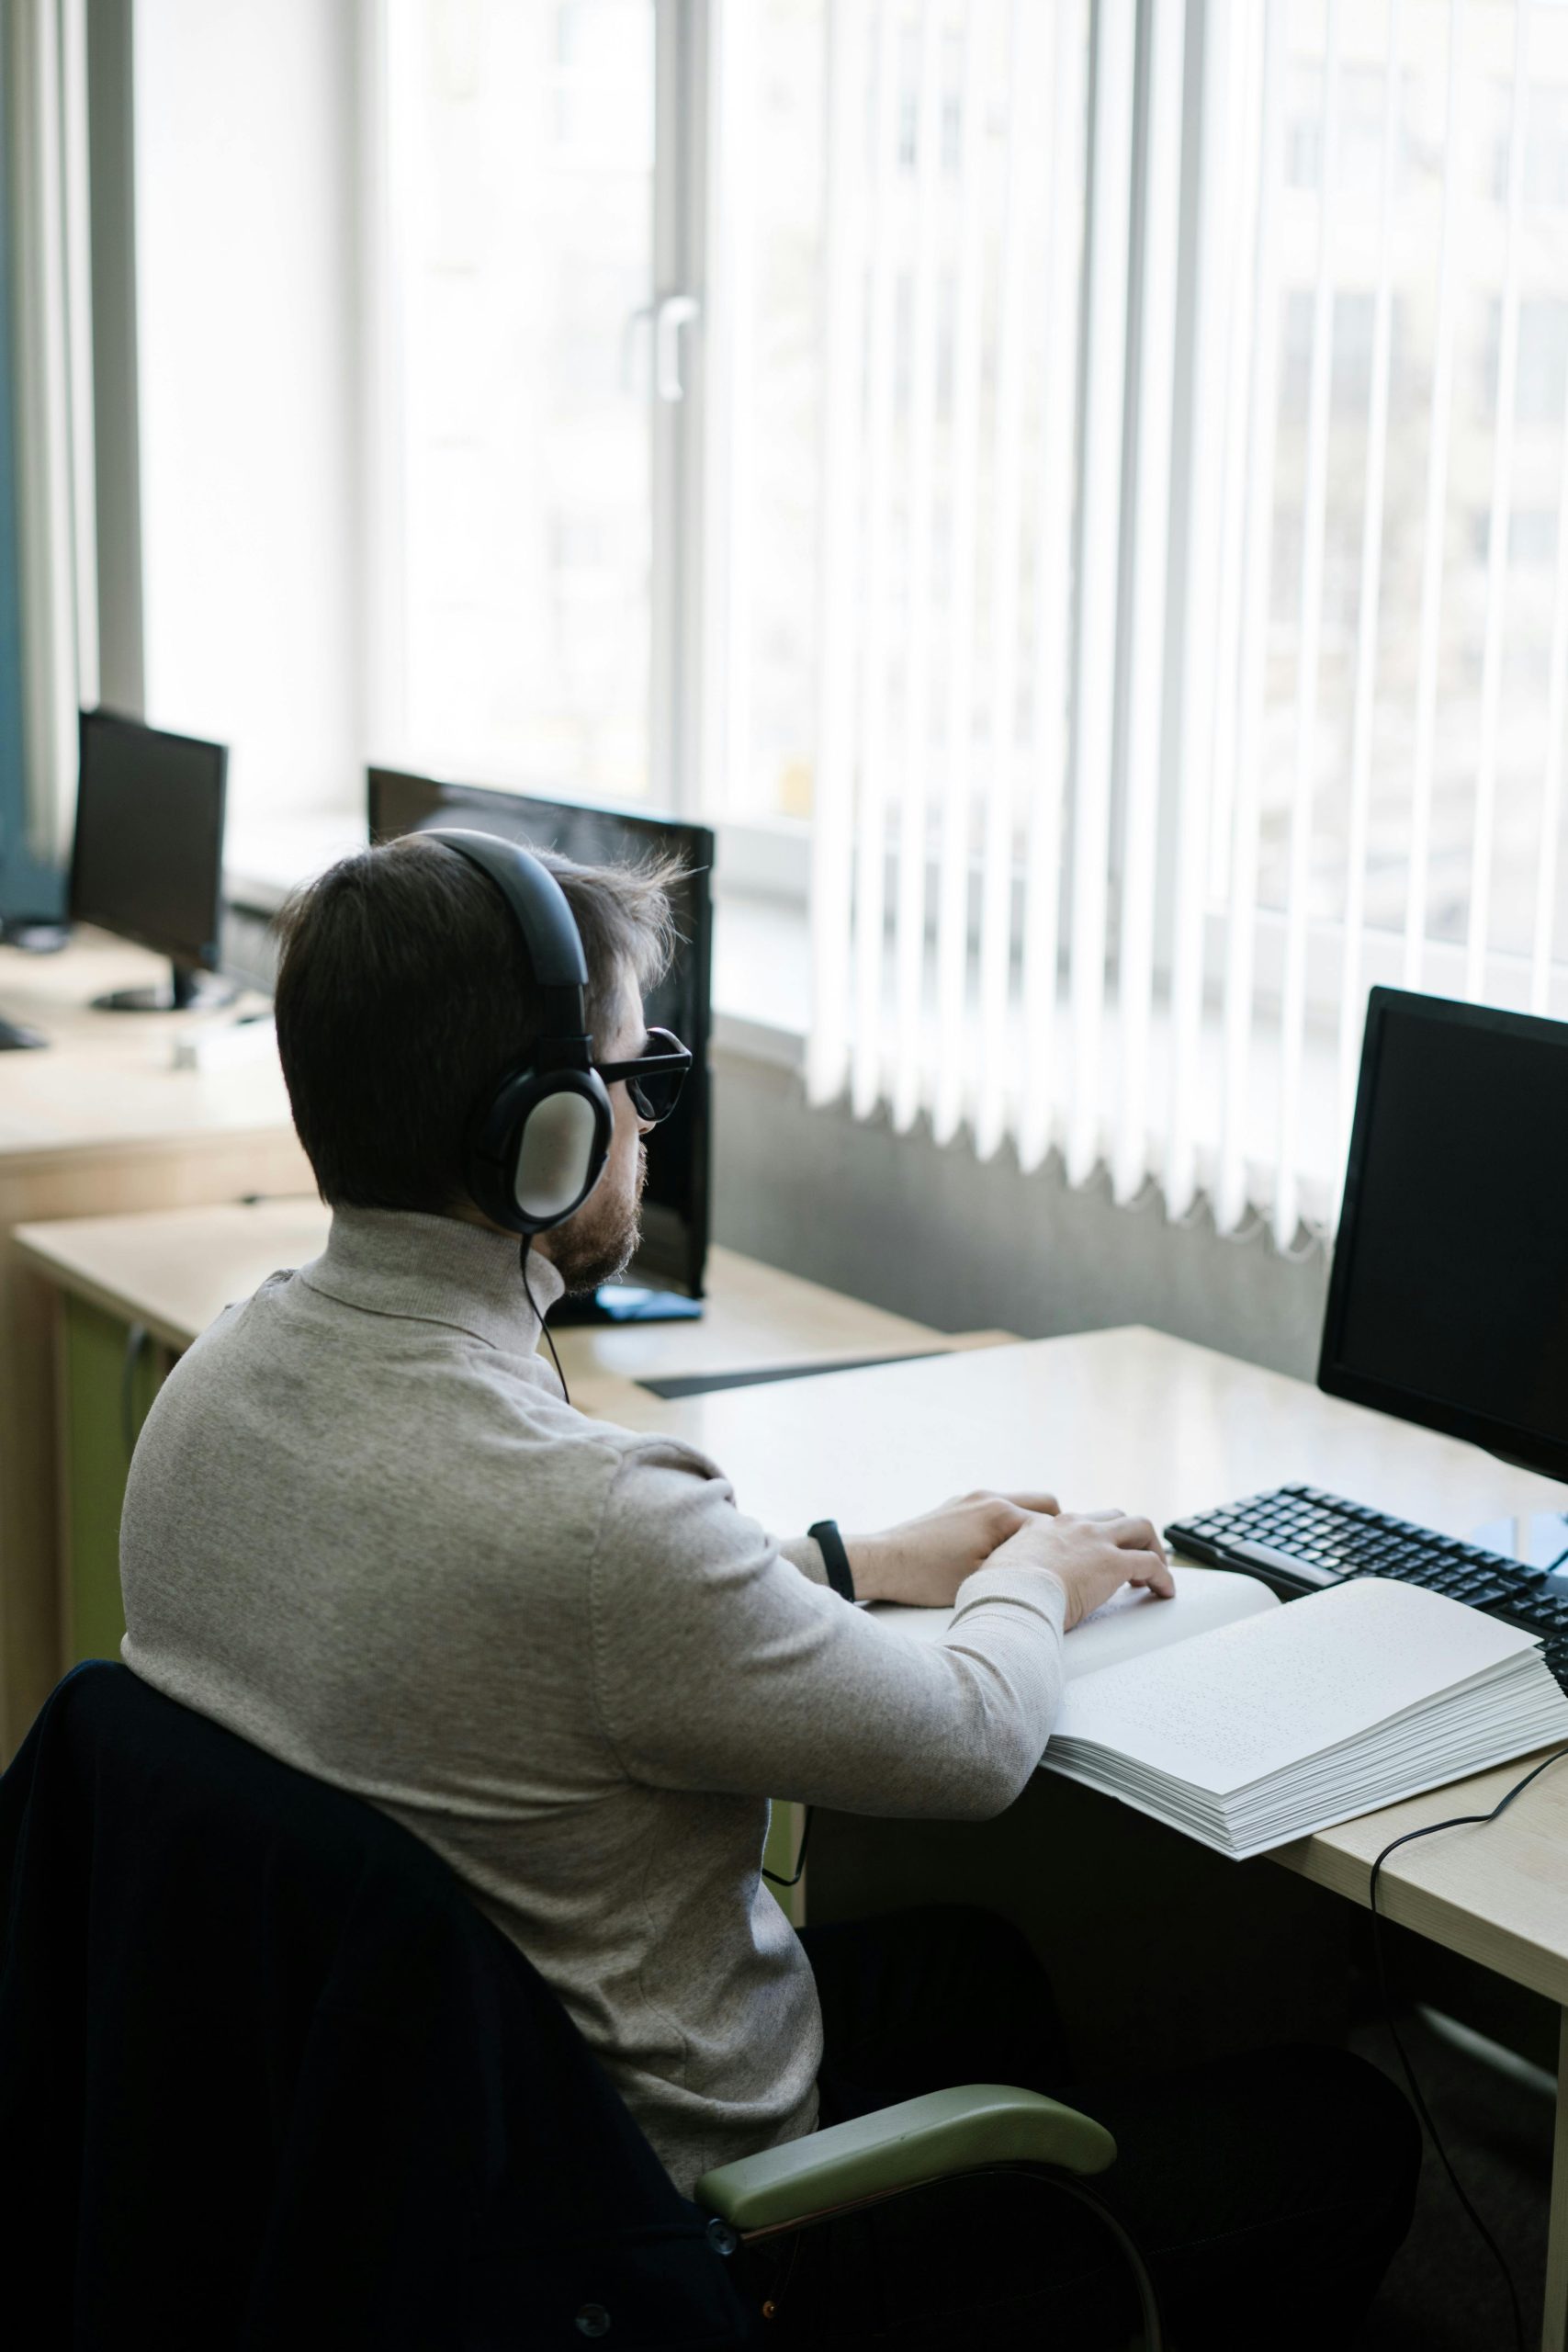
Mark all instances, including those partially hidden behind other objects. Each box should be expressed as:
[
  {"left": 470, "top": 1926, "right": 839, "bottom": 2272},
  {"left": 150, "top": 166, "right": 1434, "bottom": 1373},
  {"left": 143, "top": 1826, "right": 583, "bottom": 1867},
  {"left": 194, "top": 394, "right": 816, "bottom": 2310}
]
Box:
[{"left": 119, "top": 1207, "right": 1066, "bottom": 2195}]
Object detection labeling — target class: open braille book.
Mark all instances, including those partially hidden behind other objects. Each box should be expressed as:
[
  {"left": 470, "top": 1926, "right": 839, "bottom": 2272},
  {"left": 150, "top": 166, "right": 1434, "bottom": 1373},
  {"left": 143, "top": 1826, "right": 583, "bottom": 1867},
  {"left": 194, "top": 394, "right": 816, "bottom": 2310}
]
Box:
[{"left": 872, "top": 1567, "right": 1568, "bottom": 1860}]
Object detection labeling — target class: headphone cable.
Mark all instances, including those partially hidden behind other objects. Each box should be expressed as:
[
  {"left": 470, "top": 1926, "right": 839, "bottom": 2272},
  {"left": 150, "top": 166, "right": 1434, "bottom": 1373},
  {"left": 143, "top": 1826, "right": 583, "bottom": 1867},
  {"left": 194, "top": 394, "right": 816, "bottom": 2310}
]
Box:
[
  {"left": 1368, "top": 1741, "right": 1568, "bottom": 2352},
  {"left": 519, "top": 1239, "right": 571, "bottom": 1408}
]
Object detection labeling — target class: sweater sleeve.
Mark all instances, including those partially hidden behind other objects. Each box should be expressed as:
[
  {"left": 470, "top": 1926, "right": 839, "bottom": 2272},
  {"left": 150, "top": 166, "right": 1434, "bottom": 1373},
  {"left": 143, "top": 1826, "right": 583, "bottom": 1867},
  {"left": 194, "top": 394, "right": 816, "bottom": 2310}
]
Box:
[
  {"left": 587, "top": 1439, "right": 1066, "bottom": 1821},
  {"left": 778, "top": 1533, "right": 829, "bottom": 1586}
]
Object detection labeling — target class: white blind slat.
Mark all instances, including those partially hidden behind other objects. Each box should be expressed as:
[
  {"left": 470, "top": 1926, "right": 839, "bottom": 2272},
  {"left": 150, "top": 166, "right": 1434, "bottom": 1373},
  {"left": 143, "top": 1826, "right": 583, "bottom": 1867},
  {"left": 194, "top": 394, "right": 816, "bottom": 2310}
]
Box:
[
  {"left": 1466, "top": 0, "right": 1530, "bottom": 1005},
  {"left": 807, "top": 0, "right": 870, "bottom": 1109},
  {"left": 1404, "top": 0, "right": 1465, "bottom": 992},
  {"left": 1204, "top": 0, "right": 1262, "bottom": 919},
  {"left": 1016, "top": 0, "right": 1086, "bottom": 1176},
  {"left": 849, "top": 0, "right": 903, "bottom": 1121},
  {"left": 932, "top": 2, "right": 989, "bottom": 1148},
  {"left": 1111, "top": 0, "right": 1184, "bottom": 1208},
  {"left": 975, "top": 0, "right": 1034, "bottom": 1163},
  {"left": 1534, "top": 250, "right": 1568, "bottom": 1019},
  {"left": 1273, "top": 0, "right": 1340, "bottom": 1250},
  {"left": 890, "top": 0, "right": 944, "bottom": 1136},
  {"left": 1065, "top": 0, "right": 1135, "bottom": 1190},
  {"left": 1216, "top": 0, "right": 1286, "bottom": 1238},
  {"left": 1165, "top": 0, "right": 1244, "bottom": 1223},
  {"left": 1334, "top": 0, "right": 1403, "bottom": 1201}
]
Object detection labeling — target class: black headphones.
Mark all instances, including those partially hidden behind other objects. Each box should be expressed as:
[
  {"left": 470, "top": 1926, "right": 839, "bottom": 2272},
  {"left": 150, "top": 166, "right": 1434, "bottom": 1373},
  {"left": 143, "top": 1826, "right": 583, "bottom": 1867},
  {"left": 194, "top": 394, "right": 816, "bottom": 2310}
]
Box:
[{"left": 424, "top": 829, "right": 614, "bottom": 1237}]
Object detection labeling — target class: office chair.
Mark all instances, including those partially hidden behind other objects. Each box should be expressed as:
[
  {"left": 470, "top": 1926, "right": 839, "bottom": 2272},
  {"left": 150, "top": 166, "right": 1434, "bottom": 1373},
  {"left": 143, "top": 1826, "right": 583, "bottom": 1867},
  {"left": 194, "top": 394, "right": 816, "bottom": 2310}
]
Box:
[{"left": 0, "top": 1662, "right": 1160, "bottom": 2349}]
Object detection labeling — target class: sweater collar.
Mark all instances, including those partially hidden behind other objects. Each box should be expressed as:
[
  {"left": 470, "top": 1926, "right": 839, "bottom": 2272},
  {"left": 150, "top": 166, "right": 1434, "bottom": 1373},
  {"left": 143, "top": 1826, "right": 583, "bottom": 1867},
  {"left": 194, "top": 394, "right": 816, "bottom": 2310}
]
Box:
[{"left": 302, "top": 1205, "right": 566, "bottom": 1354}]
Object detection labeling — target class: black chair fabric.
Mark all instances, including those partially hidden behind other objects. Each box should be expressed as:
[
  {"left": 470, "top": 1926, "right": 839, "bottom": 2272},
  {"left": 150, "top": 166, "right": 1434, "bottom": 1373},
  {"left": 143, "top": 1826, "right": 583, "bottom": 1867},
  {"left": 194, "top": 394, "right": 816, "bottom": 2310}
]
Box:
[{"left": 0, "top": 1661, "right": 753, "bottom": 2351}]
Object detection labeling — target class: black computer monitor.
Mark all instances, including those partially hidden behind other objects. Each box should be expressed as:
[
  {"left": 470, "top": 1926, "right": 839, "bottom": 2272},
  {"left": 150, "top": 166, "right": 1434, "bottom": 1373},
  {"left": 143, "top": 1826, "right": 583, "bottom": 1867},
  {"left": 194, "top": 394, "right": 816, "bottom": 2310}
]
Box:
[
  {"left": 72, "top": 709, "right": 232, "bottom": 1011},
  {"left": 1319, "top": 985, "right": 1568, "bottom": 1486},
  {"left": 367, "top": 766, "right": 713, "bottom": 1316}
]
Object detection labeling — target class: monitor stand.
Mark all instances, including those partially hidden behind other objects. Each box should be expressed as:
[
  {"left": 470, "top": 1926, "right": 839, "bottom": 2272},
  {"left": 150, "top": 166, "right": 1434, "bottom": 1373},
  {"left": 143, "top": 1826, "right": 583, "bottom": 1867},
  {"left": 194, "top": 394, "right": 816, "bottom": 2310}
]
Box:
[
  {"left": 1471, "top": 1511, "right": 1568, "bottom": 1577},
  {"left": 551, "top": 1285, "right": 705, "bottom": 1327},
  {"left": 92, "top": 962, "right": 239, "bottom": 1013}
]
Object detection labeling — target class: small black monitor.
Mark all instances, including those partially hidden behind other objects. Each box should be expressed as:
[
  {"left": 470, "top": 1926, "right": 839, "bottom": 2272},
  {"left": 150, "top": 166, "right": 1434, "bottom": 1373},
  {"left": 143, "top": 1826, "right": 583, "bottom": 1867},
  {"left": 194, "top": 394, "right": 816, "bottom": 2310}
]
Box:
[
  {"left": 367, "top": 766, "right": 714, "bottom": 1313},
  {"left": 72, "top": 710, "right": 232, "bottom": 1010},
  {"left": 1319, "top": 985, "right": 1568, "bottom": 1485}
]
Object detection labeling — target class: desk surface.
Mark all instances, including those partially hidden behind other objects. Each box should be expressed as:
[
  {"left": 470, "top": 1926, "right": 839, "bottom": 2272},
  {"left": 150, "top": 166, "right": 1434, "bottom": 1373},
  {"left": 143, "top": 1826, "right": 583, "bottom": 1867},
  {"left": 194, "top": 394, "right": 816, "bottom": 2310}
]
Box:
[
  {"left": 0, "top": 931, "right": 291, "bottom": 1157},
  {"left": 13, "top": 1198, "right": 959, "bottom": 1423},
  {"left": 0, "top": 935, "right": 308, "bottom": 1755},
  {"left": 637, "top": 1324, "right": 1568, "bottom": 2005}
]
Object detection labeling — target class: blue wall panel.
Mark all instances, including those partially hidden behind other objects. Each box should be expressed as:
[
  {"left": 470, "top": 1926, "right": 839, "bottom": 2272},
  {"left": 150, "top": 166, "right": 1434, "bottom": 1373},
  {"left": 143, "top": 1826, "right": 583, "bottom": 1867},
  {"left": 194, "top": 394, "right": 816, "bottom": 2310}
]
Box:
[{"left": 0, "top": 85, "right": 68, "bottom": 922}]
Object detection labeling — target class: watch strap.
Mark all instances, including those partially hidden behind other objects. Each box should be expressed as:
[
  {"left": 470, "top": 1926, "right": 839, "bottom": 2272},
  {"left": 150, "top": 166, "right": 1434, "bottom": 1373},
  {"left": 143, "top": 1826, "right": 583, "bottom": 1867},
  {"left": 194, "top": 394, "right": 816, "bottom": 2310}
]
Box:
[{"left": 807, "top": 1519, "right": 855, "bottom": 1603}]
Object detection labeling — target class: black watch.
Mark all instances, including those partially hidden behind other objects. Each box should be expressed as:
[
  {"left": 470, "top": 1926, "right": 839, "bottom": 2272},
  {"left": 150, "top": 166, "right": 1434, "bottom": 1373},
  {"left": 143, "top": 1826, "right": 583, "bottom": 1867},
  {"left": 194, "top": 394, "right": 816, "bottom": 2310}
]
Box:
[{"left": 808, "top": 1519, "right": 855, "bottom": 1603}]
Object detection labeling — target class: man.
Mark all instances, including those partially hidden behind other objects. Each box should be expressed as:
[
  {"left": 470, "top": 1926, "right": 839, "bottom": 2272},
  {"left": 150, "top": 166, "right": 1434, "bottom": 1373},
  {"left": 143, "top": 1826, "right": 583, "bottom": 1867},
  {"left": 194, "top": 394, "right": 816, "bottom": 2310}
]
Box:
[{"left": 121, "top": 833, "right": 1417, "bottom": 2346}]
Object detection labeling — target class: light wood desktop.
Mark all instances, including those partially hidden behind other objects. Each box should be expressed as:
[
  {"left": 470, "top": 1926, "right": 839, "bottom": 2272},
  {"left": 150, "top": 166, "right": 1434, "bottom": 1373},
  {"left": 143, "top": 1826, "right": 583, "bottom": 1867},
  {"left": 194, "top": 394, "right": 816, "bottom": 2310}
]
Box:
[
  {"left": 0, "top": 933, "right": 310, "bottom": 1755},
  {"left": 12, "top": 1197, "right": 969, "bottom": 1430}
]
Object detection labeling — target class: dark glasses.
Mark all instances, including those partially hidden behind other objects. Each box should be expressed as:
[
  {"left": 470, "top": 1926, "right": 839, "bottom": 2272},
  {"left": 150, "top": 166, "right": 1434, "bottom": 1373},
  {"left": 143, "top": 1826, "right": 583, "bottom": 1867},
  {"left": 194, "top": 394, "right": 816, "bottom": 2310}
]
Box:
[{"left": 592, "top": 1025, "right": 692, "bottom": 1125}]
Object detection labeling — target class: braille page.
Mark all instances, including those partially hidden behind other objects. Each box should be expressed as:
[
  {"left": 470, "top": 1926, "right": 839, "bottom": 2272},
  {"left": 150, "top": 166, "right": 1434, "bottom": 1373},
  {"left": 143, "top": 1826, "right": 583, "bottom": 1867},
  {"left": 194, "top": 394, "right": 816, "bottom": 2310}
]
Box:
[
  {"left": 1051, "top": 1577, "right": 1540, "bottom": 1797},
  {"left": 866, "top": 1563, "right": 1277, "bottom": 1681}
]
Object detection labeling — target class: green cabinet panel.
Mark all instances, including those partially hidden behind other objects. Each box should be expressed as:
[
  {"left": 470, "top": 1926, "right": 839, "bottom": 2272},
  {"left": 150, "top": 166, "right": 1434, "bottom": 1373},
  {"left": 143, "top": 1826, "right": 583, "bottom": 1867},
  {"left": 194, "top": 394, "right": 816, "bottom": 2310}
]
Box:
[
  {"left": 761, "top": 1799, "right": 806, "bottom": 1927},
  {"left": 62, "top": 1295, "right": 168, "bottom": 1666}
]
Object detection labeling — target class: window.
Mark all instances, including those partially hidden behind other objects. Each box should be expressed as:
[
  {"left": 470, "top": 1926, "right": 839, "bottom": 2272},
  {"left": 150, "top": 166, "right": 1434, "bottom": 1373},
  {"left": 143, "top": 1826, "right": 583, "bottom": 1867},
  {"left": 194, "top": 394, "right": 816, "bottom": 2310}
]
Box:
[
  {"left": 378, "top": 0, "right": 660, "bottom": 804},
  {"left": 371, "top": 0, "right": 1568, "bottom": 1254}
]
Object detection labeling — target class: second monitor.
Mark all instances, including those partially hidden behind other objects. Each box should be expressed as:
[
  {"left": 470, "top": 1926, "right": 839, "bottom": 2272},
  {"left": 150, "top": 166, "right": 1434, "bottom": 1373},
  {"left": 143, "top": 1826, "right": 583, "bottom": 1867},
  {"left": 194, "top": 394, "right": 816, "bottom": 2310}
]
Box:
[
  {"left": 367, "top": 766, "right": 713, "bottom": 1319},
  {"left": 73, "top": 709, "right": 233, "bottom": 1012}
]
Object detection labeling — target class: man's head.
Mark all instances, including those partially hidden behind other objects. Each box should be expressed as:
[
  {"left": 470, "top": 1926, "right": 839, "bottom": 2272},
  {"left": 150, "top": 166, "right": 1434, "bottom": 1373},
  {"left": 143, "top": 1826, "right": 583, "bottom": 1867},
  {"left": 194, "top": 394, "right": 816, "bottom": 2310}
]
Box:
[{"left": 274, "top": 832, "right": 679, "bottom": 1291}]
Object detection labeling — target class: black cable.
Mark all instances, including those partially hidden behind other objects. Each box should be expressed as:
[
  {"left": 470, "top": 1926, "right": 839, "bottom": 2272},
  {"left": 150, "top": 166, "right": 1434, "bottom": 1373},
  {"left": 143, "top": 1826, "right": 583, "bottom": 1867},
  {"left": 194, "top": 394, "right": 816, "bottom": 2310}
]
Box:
[
  {"left": 520, "top": 1240, "right": 570, "bottom": 1407},
  {"left": 761, "top": 1804, "right": 813, "bottom": 1889},
  {"left": 1368, "top": 1742, "right": 1568, "bottom": 2352},
  {"left": 120, "top": 1321, "right": 150, "bottom": 1455}
]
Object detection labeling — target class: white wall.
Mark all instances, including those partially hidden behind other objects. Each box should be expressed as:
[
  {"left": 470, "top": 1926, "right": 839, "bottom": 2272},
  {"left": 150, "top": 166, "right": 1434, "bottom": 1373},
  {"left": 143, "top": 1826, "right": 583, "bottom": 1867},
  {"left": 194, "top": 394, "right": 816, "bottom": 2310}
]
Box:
[{"left": 133, "top": 0, "right": 360, "bottom": 828}]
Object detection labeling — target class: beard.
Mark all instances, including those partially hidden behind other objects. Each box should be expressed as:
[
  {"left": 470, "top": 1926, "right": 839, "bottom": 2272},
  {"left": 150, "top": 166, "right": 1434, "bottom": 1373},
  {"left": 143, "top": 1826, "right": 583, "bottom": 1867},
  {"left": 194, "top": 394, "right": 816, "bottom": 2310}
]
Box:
[{"left": 547, "top": 1142, "right": 647, "bottom": 1295}]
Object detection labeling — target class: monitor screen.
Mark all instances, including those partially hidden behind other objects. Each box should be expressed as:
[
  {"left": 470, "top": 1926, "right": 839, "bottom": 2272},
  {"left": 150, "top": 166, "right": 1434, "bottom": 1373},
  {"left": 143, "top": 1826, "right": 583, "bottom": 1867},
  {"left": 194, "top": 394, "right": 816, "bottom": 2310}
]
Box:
[
  {"left": 71, "top": 710, "right": 227, "bottom": 971},
  {"left": 367, "top": 767, "right": 714, "bottom": 1300},
  {"left": 1319, "top": 986, "right": 1568, "bottom": 1482}
]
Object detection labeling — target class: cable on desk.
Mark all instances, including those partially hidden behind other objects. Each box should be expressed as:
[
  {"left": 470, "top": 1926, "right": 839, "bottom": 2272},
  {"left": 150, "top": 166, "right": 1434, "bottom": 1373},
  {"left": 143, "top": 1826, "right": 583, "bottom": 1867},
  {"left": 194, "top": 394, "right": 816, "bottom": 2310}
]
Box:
[{"left": 1369, "top": 1743, "right": 1568, "bottom": 2352}]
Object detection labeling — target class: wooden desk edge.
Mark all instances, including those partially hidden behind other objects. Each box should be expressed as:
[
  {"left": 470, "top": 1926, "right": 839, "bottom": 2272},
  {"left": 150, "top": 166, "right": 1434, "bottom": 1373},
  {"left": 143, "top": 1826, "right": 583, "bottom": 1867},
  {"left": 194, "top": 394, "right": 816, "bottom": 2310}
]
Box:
[
  {"left": 1272, "top": 1793, "right": 1568, "bottom": 2010},
  {"left": 14, "top": 1236, "right": 197, "bottom": 1359}
]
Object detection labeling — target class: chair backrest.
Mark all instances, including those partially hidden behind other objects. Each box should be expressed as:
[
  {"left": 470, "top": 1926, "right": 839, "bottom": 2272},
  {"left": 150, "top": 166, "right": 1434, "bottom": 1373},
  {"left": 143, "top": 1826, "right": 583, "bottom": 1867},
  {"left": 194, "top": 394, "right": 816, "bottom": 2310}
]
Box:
[{"left": 0, "top": 1662, "right": 750, "bottom": 2350}]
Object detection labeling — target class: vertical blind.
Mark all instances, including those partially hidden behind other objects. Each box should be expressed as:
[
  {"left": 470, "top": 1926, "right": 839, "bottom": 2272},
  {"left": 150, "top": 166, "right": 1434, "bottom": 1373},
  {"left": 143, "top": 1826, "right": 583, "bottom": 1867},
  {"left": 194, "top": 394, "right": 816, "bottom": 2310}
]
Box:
[{"left": 797, "top": 0, "right": 1568, "bottom": 1248}]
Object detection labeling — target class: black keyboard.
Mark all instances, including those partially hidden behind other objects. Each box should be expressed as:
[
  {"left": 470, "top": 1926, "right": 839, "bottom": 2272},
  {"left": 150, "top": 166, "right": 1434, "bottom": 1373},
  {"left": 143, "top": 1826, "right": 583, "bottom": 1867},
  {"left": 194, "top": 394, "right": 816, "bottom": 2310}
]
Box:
[{"left": 1166, "top": 1485, "right": 1568, "bottom": 1695}]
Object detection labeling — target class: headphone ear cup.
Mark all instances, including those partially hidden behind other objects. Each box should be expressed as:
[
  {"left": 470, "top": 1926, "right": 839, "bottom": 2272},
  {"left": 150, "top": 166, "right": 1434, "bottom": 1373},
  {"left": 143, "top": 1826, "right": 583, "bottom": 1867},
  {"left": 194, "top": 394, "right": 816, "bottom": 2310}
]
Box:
[
  {"left": 467, "top": 1069, "right": 613, "bottom": 1236},
  {"left": 514, "top": 1082, "right": 610, "bottom": 1227}
]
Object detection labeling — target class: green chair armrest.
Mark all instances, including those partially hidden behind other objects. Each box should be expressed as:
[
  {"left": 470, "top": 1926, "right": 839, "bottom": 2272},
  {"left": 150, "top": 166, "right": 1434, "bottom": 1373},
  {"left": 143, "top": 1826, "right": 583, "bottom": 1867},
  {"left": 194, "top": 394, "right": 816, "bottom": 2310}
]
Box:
[{"left": 694, "top": 2084, "right": 1117, "bottom": 2232}]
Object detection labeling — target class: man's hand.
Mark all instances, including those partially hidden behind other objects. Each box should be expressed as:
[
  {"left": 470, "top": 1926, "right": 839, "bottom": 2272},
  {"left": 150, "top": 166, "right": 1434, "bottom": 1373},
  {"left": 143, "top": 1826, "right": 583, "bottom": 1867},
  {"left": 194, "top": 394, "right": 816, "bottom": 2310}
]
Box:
[
  {"left": 843, "top": 1490, "right": 1061, "bottom": 1608},
  {"left": 985, "top": 1509, "right": 1175, "bottom": 1630}
]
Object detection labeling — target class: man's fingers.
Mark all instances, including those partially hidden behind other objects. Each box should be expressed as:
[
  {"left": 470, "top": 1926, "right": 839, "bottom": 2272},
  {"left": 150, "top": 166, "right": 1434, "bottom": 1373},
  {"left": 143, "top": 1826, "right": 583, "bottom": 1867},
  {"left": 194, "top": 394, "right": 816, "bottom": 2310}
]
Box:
[
  {"left": 1122, "top": 1552, "right": 1177, "bottom": 1600},
  {"left": 1000, "top": 1489, "right": 1060, "bottom": 1517},
  {"left": 1102, "top": 1513, "right": 1166, "bottom": 1559}
]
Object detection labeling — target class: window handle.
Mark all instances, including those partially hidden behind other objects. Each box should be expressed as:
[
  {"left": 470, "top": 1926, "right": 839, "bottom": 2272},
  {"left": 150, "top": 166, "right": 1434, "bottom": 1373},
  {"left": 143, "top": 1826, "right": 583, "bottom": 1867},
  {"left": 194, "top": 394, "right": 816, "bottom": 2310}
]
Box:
[{"left": 653, "top": 293, "right": 699, "bottom": 401}]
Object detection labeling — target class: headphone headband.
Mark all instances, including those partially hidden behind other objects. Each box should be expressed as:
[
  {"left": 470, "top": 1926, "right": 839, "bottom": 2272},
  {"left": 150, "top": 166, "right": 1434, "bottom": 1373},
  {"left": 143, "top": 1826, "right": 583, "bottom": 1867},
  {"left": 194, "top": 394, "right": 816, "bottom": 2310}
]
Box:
[
  {"left": 418, "top": 825, "right": 614, "bottom": 1237},
  {"left": 423, "top": 827, "right": 588, "bottom": 993}
]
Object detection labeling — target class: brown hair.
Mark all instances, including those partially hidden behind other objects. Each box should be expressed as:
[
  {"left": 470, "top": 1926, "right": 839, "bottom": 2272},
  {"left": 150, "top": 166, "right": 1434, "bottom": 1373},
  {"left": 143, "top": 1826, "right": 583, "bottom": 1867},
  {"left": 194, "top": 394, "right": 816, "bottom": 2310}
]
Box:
[{"left": 273, "top": 831, "right": 678, "bottom": 1213}]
